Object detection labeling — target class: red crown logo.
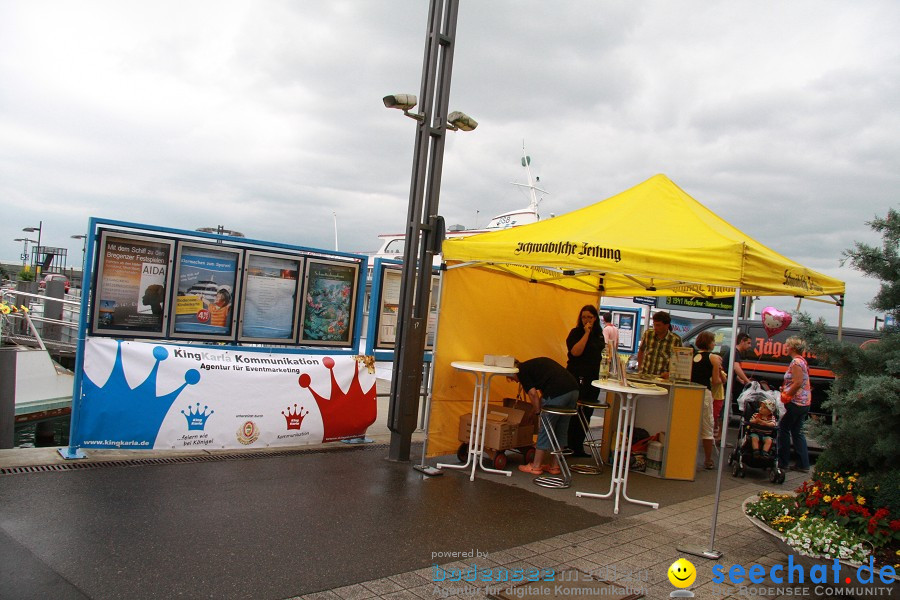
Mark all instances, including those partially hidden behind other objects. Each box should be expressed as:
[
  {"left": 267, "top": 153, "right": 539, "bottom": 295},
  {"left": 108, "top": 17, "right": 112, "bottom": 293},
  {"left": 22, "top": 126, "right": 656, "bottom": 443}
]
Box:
[
  {"left": 282, "top": 404, "right": 309, "bottom": 430},
  {"left": 298, "top": 356, "right": 376, "bottom": 442}
]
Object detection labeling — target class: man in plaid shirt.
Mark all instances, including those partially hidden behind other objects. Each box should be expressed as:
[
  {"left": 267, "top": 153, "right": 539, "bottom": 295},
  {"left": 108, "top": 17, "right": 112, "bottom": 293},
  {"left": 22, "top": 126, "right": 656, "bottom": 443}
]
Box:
[{"left": 637, "top": 311, "right": 682, "bottom": 377}]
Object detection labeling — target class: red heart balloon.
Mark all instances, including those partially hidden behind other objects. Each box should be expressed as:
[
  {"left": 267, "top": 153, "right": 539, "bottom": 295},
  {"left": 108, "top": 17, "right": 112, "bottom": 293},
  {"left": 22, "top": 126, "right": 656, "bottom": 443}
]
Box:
[{"left": 761, "top": 306, "right": 792, "bottom": 338}]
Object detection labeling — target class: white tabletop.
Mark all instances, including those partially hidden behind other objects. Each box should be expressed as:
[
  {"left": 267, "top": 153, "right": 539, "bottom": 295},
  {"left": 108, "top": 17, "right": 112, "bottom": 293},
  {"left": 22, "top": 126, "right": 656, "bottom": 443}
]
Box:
[
  {"left": 591, "top": 379, "right": 667, "bottom": 395},
  {"left": 451, "top": 361, "right": 519, "bottom": 375}
]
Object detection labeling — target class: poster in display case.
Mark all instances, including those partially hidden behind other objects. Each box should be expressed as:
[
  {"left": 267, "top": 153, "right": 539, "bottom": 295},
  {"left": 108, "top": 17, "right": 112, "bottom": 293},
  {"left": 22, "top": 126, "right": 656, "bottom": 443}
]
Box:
[
  {"left": 170, "top": 243, "right": 243, "bottom": 341},
  {"left": 611, "top": 309, "right": 640, "bottom": 353},
  {"left": 374, "top": 264, "right": 440, "bottom": 351},
  {"left": 299, "top": 258, "right": 359, "bottom": 346},
  {"left": 238, "top": 251, "right": 303, "bottom": 343},
  {"left": 91, "top": 230, "right": 175, "bottom": 338}
]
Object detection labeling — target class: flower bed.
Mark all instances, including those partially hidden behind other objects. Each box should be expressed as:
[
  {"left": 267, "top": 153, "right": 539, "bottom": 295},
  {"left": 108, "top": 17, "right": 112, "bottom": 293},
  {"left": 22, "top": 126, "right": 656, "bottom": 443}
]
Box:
[{"left": 744, "top": 471, "right": 900, "bottom": 574}]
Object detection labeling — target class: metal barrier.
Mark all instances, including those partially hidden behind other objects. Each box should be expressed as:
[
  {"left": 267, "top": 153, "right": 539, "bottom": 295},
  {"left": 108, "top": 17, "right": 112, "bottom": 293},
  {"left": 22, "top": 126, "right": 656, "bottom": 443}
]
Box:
[{"left": 1, "top": 288, "right": 80, "bottom": 356}]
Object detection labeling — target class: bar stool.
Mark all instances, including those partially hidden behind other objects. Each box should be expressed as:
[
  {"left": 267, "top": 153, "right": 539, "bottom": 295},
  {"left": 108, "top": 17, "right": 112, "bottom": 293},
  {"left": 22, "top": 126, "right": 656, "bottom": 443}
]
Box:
[
  {"left": 570, "top": 398, "right": 610, "bottom": 475},
  {"left": 533, "top": 406, "right": 577, "bottom": 489}
]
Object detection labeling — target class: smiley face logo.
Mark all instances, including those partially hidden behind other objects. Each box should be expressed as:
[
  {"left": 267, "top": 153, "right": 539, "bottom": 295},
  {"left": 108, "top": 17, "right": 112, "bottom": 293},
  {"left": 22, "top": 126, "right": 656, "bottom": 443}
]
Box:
[{"left": 667, "top": 558, "right": 696, "bottom": 588}]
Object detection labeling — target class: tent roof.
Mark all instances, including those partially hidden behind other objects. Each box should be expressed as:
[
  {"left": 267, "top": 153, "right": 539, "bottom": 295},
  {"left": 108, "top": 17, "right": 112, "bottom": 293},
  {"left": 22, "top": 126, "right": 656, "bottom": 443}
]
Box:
[{"left": 442, "top": 174, "right": 845, "bottom": 299}]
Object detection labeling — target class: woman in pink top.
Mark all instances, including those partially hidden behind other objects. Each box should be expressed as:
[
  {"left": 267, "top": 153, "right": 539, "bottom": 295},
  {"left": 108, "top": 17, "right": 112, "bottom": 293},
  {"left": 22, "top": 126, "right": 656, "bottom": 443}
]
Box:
[
  {"left": 600, "top": 312, "right": 619, "bottom": 355},
  {"left": 777, "top": 336, "right": 812, "bottom": 472}
]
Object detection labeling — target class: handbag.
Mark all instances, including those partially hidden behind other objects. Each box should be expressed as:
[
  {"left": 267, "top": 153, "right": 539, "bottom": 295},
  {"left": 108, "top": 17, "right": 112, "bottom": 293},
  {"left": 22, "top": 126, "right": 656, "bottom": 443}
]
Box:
[{"left": 780, "top": 390, "right": 793, "bottom": 404}]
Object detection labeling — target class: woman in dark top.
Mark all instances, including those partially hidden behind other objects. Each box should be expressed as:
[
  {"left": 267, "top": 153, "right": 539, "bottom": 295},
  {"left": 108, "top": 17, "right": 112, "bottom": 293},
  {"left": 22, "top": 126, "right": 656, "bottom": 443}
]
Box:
[
  {"left": 565, "top": 305, "right": 605, "bottom": 457},
  {"left": 691, "top": 331, "right": 721, "bottom": 469}
]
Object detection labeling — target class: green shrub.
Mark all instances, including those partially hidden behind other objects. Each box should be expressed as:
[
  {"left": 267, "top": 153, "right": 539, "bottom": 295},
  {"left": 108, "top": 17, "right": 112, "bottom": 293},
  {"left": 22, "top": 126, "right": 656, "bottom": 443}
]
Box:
[{"left": 872, "top": 469, "right": 900, "bottom": 516}]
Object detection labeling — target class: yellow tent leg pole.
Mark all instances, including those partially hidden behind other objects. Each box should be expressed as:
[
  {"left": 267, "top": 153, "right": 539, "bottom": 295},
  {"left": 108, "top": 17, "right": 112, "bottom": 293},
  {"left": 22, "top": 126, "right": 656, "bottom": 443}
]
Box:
[{"left": 837, "top": 295, "right": 844, "bottom": 341}]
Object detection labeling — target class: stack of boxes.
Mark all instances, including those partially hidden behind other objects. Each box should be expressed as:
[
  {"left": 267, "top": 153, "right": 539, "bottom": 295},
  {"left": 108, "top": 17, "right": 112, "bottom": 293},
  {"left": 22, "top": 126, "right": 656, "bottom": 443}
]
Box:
[{"left": 458, "top": 397, "right": 537, "bottom": 452}]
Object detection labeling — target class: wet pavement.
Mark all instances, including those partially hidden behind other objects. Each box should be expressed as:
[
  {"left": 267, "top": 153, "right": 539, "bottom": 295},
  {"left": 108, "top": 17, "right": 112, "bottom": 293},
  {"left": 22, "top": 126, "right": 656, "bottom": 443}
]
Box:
[{"left": 1, "top": 397, "right": 891, "bottom": 600}]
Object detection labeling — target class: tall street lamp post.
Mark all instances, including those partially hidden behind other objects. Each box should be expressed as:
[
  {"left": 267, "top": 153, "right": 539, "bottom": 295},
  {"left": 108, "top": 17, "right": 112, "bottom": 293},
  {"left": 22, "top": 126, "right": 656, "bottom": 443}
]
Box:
[
  {"left": 22, "top": 221, "right": 42, "bottom": 274},
  {"left": 383, "top": 0, "right": 477, "bottom": 461},
  {"left": 13, "top": 238, "right": 37, "bottom": 267},
  {"left": 71, "top": 235, "right": 87, "bottom": 287},
  {"left": 71, "top": 235, "right": 87, "bottom": 267}
]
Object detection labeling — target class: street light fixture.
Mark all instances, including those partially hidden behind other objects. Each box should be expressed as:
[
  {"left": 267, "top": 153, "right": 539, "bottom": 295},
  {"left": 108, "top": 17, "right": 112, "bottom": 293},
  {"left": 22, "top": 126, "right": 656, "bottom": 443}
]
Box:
[
  {"left": 383, "top": 94, "right": 478, "bottom": 132},
  {"left": 71, "top": 234, "right": 87, "bottom": 269},
  {"left": 383, "top": 0, "right": 473, "bottom": 462},
  {"left": 22, "top": 221, "right": 42, "bottom": 273},
  {"left": 383, "top": 93, "right": 419, "bottom": 116},
  {"left": 446, "top": 111, "right": 478, "bottom": 132}
]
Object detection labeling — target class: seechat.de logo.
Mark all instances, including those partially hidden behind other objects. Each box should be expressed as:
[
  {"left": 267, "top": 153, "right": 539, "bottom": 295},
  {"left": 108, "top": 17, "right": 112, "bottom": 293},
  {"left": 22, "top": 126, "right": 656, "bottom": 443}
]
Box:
[
  {"left": 667, "top": 558, "right": 696, "bottom": 598},
  {"left": 712, "top": 554, "right": 897, "bottom": 587}
]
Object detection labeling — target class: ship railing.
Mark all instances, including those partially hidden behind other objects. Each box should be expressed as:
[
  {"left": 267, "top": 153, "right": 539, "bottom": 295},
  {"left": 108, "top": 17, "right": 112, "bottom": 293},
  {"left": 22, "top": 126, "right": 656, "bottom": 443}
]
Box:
[{"left": 1, "top": 288, "right": 80, "bottom": 355}]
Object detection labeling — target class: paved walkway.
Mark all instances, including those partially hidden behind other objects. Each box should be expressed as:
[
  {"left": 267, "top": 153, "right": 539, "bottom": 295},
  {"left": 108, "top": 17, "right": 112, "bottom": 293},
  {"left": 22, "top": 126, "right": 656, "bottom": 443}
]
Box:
[{"left": 2, "top": 392, "right": 890, "bottom": 600}]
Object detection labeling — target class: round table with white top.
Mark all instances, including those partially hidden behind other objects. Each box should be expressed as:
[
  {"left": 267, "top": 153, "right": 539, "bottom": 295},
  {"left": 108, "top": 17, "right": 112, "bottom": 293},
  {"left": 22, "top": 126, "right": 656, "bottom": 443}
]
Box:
[
  {"left": 436, "top": 361, "right": 519, "bottom": 481},
  {"left": 575, "top": 379, "right": 667, "bottom": 514}
]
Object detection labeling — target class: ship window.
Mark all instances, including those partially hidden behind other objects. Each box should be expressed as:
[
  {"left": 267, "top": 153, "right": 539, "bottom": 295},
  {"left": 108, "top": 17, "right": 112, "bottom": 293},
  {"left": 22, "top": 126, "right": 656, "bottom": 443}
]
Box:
[{"left": 385, "top": 239, "right": 405, "bottom": 254}]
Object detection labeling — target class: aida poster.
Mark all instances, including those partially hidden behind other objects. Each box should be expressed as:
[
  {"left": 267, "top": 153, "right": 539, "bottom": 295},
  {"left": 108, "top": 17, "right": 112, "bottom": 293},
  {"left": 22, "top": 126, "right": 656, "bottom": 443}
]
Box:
[
  {"left": 299, "top": 258, "right": 359, "bottom": 346},
  {"left": 72, "top": 338, "right": 377, "bottom": 450},
  {"left": 171, "top": 244, "right": 242, "bottom": 340},
  {"left": 92, "top": 231, "right": 175, "bottom": 338}
]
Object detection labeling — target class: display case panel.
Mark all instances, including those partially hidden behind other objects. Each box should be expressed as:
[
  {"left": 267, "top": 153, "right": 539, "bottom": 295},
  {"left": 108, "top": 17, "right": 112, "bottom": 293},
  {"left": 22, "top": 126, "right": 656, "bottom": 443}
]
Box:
[
  {"left": 169, "top": 242, "right": 243, "bottom": 341},
  {"left": 374, "top": 264, "right": 440, "bottom": 351},
  {"left": 299, "top": 258, "right": 359, "bottom": 346},
  {"left": 91, "top": 230, "right": 175, "bottom": 338},
  {"left": 238, "top": 251, "right": 303, "bottom": 343}
]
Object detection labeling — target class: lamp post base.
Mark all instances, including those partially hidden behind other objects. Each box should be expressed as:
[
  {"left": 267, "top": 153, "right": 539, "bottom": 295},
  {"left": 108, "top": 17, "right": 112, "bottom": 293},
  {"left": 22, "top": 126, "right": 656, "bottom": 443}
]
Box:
[
  {"left": 676, "top": 546, "right": 723, "bottom": 560},
  {"left": 413, "top": 465, "right": 443, "bottom": 476}
]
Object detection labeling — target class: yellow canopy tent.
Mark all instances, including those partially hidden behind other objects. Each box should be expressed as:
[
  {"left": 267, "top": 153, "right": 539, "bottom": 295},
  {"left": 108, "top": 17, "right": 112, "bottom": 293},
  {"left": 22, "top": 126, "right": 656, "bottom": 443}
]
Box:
[
  {"left": 441, "top": 174, "right": 845, "bottom": 299},
  {"left": 427, "top": 174, "right": 845, "bottom": 457}
]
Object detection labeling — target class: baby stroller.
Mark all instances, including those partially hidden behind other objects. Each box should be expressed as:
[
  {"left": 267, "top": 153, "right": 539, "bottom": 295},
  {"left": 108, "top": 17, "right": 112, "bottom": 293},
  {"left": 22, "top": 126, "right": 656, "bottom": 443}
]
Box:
[{"left": 728, "top": 383, "right": 786, "bottom": 484}]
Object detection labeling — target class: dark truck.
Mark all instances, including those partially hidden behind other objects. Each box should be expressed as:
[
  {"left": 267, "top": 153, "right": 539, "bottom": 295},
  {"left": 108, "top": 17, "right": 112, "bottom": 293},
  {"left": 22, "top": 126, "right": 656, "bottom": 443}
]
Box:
[{"left": 682, "top": 319, "right": 879, "bottom": 448}]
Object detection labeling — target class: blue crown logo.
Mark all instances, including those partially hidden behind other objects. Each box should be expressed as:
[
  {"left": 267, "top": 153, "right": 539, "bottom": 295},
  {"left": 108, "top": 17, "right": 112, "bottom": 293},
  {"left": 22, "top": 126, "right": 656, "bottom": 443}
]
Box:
[
  {"left": 76, "top": 341, "right": 201, "bottom": 449},
  {"left": 181, "top": 403, "right": 214, "bottom": 430}
]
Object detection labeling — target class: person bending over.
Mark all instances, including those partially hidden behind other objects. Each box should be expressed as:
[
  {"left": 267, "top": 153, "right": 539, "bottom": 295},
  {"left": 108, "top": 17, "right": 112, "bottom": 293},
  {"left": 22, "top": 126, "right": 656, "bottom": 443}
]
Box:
[{"left": 507, "top": 357, "right": 579, "bottom": 476}]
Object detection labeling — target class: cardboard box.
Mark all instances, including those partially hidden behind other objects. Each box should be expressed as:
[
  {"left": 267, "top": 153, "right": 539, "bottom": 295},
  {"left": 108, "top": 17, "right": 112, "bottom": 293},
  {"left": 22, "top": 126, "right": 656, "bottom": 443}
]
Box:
[
  {"left": 502, "top": 398, "right": 538, "bottom": 446},
  {"left": 458, "top": 406, "right": 532, "bottom": 450},
  {"left": 483, "top": 354, "right": 515, "bottom": 368}
]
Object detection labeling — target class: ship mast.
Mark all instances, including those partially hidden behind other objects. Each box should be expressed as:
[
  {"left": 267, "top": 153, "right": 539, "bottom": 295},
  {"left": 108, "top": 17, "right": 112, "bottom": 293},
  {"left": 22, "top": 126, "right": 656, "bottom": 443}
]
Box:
[{"left": 509, "top": 142, "right": 549, "bottom": 214}]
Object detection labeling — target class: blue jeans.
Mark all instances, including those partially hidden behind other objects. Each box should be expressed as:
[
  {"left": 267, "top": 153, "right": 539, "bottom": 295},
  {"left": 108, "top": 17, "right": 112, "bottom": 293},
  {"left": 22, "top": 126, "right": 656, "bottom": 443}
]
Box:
[
  {"left": 777, "top": 403, "right": 810, "bottom": 469},
  {"left": 536, "top": 390, "right": 579, "bottom": 451}
]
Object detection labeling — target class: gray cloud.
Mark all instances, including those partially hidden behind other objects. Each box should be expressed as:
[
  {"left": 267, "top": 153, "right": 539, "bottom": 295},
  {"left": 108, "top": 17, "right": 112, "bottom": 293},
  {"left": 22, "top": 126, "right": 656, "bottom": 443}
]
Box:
[{"left": 1, "top": 0, "right": 896, "bottom": 329}]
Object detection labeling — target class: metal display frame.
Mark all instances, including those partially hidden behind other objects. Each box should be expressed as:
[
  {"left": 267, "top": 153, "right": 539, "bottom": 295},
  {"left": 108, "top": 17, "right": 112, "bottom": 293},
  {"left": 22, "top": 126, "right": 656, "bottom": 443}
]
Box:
[
  {"left": 237, "top": 250, "right": 304, "bottom": 344},
  {"left": 91, "top": 229, "right": 176, "bottom": 339},
  {"left": 298, "top": 257, "right": 360, "bottom": 348},
  {"left": 169, "top": 241, "right": 244, "bottom": 342}
]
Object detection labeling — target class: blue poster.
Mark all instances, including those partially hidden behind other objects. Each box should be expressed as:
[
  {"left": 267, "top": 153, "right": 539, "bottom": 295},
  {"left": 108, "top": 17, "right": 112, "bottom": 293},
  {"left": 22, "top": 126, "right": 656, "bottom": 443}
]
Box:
[{"left": 173, "top": 247, "right": 239, "bottom": 336}]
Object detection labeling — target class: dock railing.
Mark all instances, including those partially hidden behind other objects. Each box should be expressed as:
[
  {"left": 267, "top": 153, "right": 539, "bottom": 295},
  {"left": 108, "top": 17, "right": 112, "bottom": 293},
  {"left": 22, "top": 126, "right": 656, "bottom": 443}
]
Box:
[{"left": 1, "top": 287, "right": 80, "bottom": 358}]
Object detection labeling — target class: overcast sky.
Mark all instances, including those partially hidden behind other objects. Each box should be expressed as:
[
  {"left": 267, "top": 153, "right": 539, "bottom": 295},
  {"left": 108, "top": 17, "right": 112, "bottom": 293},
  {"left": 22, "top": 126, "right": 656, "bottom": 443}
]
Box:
[{"left": 1, "top": 1, "right": 897, "bottom": 329}]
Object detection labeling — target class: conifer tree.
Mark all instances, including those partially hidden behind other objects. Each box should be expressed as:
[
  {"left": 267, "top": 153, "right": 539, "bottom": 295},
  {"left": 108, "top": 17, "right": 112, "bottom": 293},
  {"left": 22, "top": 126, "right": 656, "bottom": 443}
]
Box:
[{"left": 801, "top": 208, "right": 900, "bottom": 511}]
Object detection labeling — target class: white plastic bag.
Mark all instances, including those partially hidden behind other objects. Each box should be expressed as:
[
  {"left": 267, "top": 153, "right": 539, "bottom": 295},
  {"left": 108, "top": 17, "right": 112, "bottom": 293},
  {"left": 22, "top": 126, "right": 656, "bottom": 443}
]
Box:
[
  {"left": 736, "top": 381, "right": 764, "bottom": 413},
  {"left": 737, "top": 381, "right": 786, "bottom": 420}
]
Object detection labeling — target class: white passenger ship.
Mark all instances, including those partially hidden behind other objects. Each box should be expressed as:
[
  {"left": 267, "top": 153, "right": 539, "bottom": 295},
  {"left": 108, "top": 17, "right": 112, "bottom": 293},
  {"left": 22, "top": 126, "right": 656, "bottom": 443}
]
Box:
[{"left": 371, "top": 148, "right": 549, "bottom": 261}]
